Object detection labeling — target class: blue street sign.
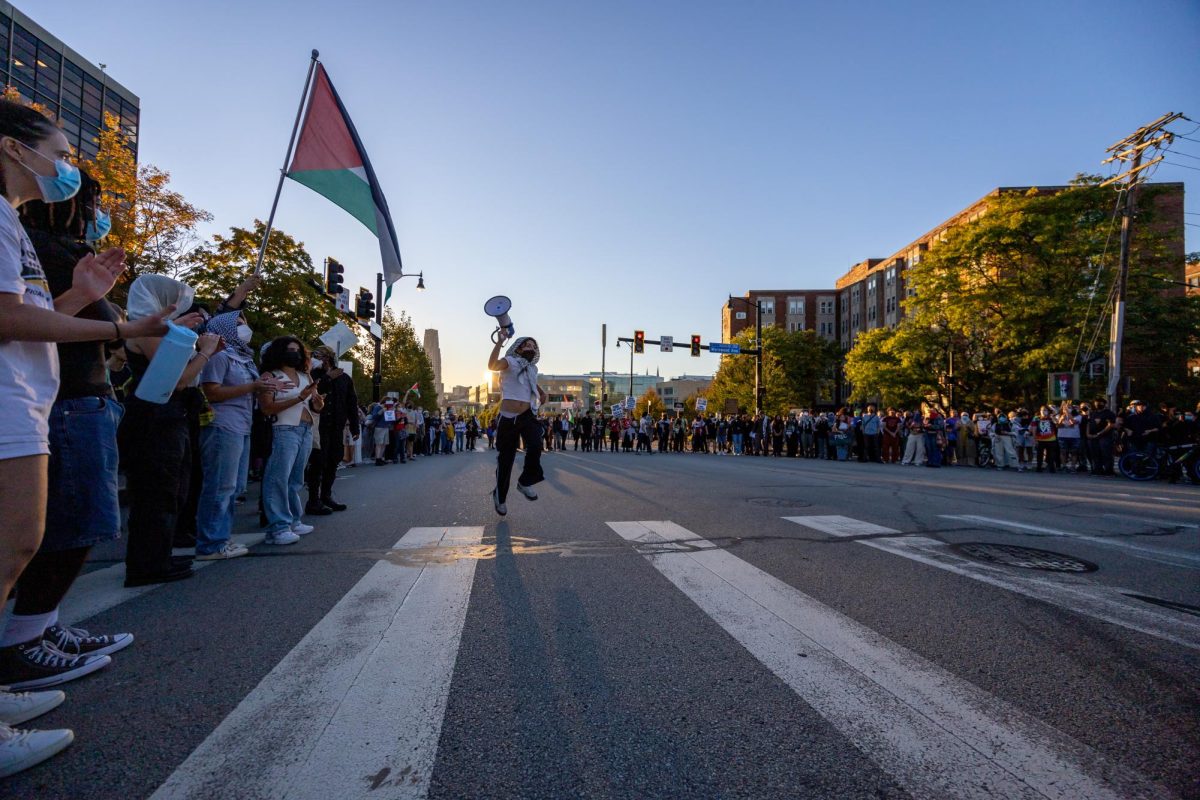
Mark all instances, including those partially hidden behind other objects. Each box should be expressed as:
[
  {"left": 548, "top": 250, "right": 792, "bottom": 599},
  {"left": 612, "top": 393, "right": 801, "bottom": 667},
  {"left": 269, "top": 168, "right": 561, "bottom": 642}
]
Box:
[{"left": 708, "top": 342, "right": 741, "bottom": 354}]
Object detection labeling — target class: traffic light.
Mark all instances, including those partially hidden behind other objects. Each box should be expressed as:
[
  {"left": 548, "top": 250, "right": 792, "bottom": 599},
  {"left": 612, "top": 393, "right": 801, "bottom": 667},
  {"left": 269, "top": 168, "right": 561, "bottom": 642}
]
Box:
[
  {"left": 355, "top": 288, "right": 375, "bottom": 322},
  {"left": 690, "top": 334, "right": 701, "bottom": 357},
  {"left": 634, "top": 330, "right": 645, "bottom": 354},
  {"left": 325, "top": 258, "right": 345, "bottom": 296}
]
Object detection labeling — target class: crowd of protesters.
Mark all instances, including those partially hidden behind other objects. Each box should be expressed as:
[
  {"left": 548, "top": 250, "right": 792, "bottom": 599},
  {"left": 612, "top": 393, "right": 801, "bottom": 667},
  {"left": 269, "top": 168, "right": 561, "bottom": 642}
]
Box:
[
  {"left": 0, "top": 99, "right": 485, "bottom": 778},
  {"left": 533, "top": 400, "right": 1198, "bottom": 478}
]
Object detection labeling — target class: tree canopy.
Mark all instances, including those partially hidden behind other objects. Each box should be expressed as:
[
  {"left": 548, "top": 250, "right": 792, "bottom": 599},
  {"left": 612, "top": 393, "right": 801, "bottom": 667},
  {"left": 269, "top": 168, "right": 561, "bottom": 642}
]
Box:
[
  {"left": 843, "top": 178, "right": 1200, "bottom": 408},
  {"left": 707, "top": 327, "right": 840, "bottom": 415}
]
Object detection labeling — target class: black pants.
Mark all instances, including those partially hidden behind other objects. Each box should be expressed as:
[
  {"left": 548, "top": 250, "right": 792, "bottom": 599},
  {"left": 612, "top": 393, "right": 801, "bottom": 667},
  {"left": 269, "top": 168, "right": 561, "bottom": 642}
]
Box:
[
  {"left": 865, "top": 434, "right": 882, "bottom": 463},
  {"left": 121, "top": 398, "right": 191, "bottom": 578},
  {"left": 305, "top": 430, "right": 344, "bottom": 505},
  {"left": 1089, "top": 436, "right": 1114, "bottom": 475},
  {"left": 1036, "top": 440, "right": 1060, "bottom": 472},
  {"left": 496, "top": 411, "right": 545, "bottom": 503}
]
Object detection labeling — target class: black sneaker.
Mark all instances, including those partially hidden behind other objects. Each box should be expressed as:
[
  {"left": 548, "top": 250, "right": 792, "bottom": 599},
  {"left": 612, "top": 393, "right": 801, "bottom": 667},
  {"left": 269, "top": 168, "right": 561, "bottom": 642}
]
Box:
[
  {"left": 321, "top": 499, "right": 348, "bottom": 512},
  {"left": 42, "top": 625, "right": 133, "bottom": 659},
  {"left": 305, "top": 503, "right": 334, "bottom": 516},
  {"left": 0, "top": 641, "right": 111, "bottom": 691}
]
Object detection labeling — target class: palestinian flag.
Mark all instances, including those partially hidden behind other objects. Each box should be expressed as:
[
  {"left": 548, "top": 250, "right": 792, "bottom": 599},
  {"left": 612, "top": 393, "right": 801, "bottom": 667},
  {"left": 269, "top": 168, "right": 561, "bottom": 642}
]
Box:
[
  {"left": 286, "top": 63, "right": 403, "bottom": 294},
  {"left": 407, "top": 382, "right": 421, "bottom": 397}
]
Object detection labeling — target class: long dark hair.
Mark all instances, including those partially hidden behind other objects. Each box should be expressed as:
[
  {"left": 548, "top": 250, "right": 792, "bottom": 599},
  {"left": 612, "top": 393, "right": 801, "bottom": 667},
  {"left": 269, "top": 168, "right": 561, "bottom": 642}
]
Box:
[
  {"left": 261, "top": 336, "right": 307, "bottom": 372},
  {"left": 19, "top": 169, "right": 101, "bottom": 239},
  {"left": 0, "top": 100, "right": 60, "bottom": 197}
]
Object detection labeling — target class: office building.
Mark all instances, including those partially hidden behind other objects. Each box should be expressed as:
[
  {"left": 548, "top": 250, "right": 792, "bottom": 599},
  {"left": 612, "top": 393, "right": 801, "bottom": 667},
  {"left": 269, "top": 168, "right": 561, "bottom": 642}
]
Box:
[
  {"left": 658, "top": 375, "right": 713, "bottom": 407},
  {"left": 422, "top": 329, "right": 443, "bottom": 402},
  {"left": 1, "top": 2, "right": 139, "bottom": 160}
]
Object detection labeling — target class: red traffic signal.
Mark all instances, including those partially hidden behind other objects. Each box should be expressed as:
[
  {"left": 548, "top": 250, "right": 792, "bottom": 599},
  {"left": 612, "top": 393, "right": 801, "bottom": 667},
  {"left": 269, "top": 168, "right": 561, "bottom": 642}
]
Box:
[
  {"left": 690, "top": 335, "right": 701, "bottom": 356},
  {"left": 634, "top": 330, "right": 645, "bottom": 354},
  {"left": 325, "top": 258, "right": 345, "bottom": 296}
]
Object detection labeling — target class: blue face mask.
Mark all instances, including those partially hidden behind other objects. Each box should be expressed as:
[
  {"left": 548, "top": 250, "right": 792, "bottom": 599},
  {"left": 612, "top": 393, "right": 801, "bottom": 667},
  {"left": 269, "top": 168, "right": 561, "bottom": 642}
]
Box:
[
  {"left": 85, "top": 210, "right": 112, "bottom": 243},
  {"left": 14, "top": 139, "right": 82, "bottom": 203}
]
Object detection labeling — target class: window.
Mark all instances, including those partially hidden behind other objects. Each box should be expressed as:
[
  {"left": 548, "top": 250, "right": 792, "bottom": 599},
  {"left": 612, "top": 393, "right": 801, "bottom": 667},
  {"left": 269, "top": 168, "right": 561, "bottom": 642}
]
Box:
[
  {"left": 82, "top": 74, "right": 103, "bottom": 125},
  {"left": 11, "top": 26, "right": 37, "bottom": 88},
  {"left": 735, "top": 311, "right": 747, "bottom": 320},
  {"left": 35, "top": 44, "right": 60, "bottom": 99},
  {"left": 757, "top": 299, "right": 775, "bottom": 316},
  {"left": 867, "top": 276, "right": 877, "bottom": 293},
  {"left": 787, "top": 298, "right": 805, "bottom": 316},
  {"left": 819, "top": 299, "right": 834, "bottom": 315},
  {"left": 61, "top": 62, "right": 83, "bottom": 115}
]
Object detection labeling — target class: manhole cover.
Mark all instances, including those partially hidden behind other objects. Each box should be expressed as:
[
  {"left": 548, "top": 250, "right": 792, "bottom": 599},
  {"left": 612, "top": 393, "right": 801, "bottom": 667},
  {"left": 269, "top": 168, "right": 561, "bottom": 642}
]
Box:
[
  {"left": 747, "top": 497, "right": 812, "bottom": 508},
  {"left": 951, "top": 543, "right": 1098, "bottom": 573}
]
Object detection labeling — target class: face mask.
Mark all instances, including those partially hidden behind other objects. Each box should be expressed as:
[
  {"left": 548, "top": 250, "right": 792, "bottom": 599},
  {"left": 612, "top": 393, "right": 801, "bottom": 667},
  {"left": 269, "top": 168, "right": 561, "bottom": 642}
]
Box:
[
  {"left": 85, "top": 209, "right": 112, "bottom": 243},
  {"left": 236, "top": 324, "right": 252, "bottom": 343},
  {"left": 283, "top": 350, "right": 304, "bottom": 368},
  {"left": 14, "top": 139, "right": 82, "bottom": 203}
]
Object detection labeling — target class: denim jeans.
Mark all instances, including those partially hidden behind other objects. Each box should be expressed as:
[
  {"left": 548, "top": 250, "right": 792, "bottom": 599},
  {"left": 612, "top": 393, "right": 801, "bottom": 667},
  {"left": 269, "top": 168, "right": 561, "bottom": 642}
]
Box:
[
  {"left": 732, "top": 433, "right": 743, "bottom": 454},
  {"left": 196, "top": 426, "right": 250, "bottom": 554},
  {"left": 44, "top": 396, "right": 124, "bottom": 551},
  {"left": 924, "top": 433, "right": 943, "bottom": 467},
  {"left": 456, "top": 431, "right": 465, "bottom": 451},
  {"left": 236, "top": 443, "right": 250, "bottom": 497},
  {"left": 263, "top": 423, "right": 313, "bottom": 534}
]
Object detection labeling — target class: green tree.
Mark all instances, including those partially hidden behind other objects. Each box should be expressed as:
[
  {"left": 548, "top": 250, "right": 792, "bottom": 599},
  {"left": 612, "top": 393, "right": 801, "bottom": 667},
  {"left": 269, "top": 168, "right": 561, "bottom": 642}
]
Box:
[
  {"left": 846, "top": 178, "right": 1199, "bottom": 408},
  {"left": 635, "top": 387, "right": 666, "bottom": 418},
  {"left": 187, "top": 221, "right": 340, "bottom": 352},
  {"left": 708, "top": 327, "right": 841, "bottom": 415},
  {"left": 349, "top": 308, "right": 438, "bottom": 410}
]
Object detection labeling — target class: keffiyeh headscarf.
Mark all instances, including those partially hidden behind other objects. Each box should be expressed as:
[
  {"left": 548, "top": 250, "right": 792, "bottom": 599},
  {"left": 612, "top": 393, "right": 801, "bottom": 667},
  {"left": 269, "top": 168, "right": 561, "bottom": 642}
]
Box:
[
  {"left": 205, "top": 310, "right": 257, "bottom": 369},
  {"left": 504, "top": 336, "right": 540, "bottom": 366}
]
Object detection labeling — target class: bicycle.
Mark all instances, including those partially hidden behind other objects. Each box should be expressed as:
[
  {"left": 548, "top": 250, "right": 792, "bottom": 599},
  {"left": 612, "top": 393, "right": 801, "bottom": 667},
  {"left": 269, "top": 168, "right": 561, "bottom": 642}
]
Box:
[
  {"left": 975, "top": 436, "right": 995, "bottom": 468},
  {"left": 1118, "top": 443, "right": 1199, "bottom": 483}
]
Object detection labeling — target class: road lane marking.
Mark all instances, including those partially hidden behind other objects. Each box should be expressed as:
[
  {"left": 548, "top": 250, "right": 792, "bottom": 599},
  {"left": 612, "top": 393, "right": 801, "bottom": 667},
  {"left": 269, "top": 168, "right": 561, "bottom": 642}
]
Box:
[
  {"left": 150, "top": 526, "right": 483, "bottom": 800},
  {"left": 941, "top": 514, "right": 1200, "bottom": 569},
  {"left": 784, "top": 515, "right": 1200, "bottom": 651},
  {"left": 609, "top": 520, "right": 1168, "bottom": 800},
  {"left": 1101, "top": 513, "right": 1199, "bottom": 529}
]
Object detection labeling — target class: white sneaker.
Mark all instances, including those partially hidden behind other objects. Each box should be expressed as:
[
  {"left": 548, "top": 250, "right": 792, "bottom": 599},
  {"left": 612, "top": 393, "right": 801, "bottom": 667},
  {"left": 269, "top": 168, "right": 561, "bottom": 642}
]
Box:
[
  {"left": 264, "top": 530, "right": 300, "bottom": 545},
  {"left": 291, "top": 522, "right": 314, "bottom": 536},
  {"left": 195, "top": 542, "right": 249, "bottom": 561},
  {"left": 515, "top": 482, "right": 538, "bottom": 501},
  {"left": 0, "top": 722, "right": 74, "bottom": 778},
  {"left": 0, "top": 688, "right": 64, "bottom": 726}
]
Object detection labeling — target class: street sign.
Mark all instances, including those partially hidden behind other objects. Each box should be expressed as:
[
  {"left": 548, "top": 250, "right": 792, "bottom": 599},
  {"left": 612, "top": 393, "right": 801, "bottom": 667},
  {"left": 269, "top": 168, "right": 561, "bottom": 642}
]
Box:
[
  {"left": 709, "top": 342, "right": 741, "bottom": 355},
  {"left": 625, "top": 396, "right": 636, "bottom": 410},
  {"left": 660, "top": 335, "right": 673, "bottom": 352},
  {"left": 696, "top": 397, "right": 708, "bottom": 412},
  {"left": 369, "top": 321, "right": 383, "bottom": 339},
  {"left": 336, "top": 288, "right": 351, "bottom": 314},
  {"left": 724, "top": 398, "right": 739, "bottom": 415}
]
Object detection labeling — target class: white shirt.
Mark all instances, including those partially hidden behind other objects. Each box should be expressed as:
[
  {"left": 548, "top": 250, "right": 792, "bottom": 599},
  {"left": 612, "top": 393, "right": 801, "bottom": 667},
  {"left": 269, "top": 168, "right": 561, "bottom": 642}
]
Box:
[
  {"left": 500, "top": 355, "right": 539, "bottom": 409},
  {"left": 0, "top": 201, "right": 58, "bottom": 459},
  {"left": 268, "top": 370, "right": 314, "bottom": 427}
]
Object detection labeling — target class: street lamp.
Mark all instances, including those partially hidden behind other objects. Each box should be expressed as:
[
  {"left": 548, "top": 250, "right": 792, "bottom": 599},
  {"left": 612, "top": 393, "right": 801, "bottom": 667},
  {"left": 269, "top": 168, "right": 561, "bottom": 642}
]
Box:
[
  {"left": 370, "top": 269, "right": 427, "bottom": 401},
  {"left": 727, "top": 295, "right": 764, "bottom": 415}
]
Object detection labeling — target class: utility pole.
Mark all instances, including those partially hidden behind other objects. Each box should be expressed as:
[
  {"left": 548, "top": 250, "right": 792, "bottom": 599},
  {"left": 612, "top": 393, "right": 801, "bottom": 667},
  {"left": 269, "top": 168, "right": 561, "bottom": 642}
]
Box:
[
  {"left": 1100, "top": 112, "right": 1183, "bottom": 409},
  {"left": 373, "top": 271, "right": 383, "bottom": 402},
  {"left": 600, "top": 323, "right": 607, "bottom": 408}
]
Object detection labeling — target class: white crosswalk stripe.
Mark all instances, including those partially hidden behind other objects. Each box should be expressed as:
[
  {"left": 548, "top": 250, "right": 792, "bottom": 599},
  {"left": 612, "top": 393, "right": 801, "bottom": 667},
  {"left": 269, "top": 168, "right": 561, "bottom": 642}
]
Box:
[
  {"left": 784, "top": 515, "right": 1200, "bottom": 651},
  {"left": 150, "top": 526, "right": 483, "bottom": 800},
  {"left": 609, "top": 519, "right": 1168, "bottom": 800}
]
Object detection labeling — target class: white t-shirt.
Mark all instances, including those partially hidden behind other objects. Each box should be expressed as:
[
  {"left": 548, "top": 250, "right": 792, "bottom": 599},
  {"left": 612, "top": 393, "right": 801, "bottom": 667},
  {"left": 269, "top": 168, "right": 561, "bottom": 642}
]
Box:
[
  {"left": 500, "top": 355, "right": 539, "bottom": 409},
  {"left": 0, "top": 201, "right": 58, "bottom": 460},
  {"left": 268, "top": 370, "right": 314, "bottom": 427}
]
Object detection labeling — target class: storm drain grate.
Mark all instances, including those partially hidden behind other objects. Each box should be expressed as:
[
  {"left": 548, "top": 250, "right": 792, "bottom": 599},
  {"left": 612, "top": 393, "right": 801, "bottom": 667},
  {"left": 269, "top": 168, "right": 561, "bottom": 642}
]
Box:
[
  {"left": 747, "top": 497, "right": 812, "bottom": 508},
  {"left": 951, "top": 543, "right": 1098, "bottom": 573}
]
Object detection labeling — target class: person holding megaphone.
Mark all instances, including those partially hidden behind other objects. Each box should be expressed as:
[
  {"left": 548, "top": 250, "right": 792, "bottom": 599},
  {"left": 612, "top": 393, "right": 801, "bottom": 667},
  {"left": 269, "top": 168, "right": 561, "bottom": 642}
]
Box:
[{"left": 486, "top": 330, "right": 547, "bottom": 516}]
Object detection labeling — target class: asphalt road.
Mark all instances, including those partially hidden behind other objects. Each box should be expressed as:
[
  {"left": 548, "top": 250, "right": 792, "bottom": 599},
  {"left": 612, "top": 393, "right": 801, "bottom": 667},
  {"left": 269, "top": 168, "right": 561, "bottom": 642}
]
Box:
[{"left": 6, "top": 445, "right": 1198, "bottom": 799}]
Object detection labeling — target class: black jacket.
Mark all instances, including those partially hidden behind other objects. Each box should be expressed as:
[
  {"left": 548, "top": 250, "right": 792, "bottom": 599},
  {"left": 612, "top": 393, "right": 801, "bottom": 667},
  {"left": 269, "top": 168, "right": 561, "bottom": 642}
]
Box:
[{"left": 314, "top": 370, "right": 359, "bottom": 438}]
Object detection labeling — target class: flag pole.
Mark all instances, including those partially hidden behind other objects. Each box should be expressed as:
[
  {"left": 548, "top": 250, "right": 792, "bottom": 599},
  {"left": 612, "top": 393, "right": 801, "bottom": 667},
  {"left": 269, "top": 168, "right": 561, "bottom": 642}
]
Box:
[{"left": 254, "top": 49, "right": 320, "bottom": 275}]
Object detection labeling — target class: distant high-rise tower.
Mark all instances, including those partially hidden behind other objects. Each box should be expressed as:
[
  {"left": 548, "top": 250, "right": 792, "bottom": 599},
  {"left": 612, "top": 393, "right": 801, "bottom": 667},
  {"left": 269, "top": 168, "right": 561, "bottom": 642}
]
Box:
[{"left": 423, "top": 329, "right": 444, "bottom": 402}]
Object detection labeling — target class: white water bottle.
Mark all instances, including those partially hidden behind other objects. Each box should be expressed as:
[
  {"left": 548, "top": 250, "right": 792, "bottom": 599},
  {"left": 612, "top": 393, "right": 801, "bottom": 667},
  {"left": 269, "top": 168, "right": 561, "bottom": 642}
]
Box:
[{"left": 134, "top": 321, "right": 199, "bottom": 404}]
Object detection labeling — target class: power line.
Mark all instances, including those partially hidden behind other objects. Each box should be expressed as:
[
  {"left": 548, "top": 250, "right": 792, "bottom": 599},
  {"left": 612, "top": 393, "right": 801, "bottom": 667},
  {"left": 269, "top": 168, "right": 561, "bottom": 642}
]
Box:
[{"left": 1163, "top": 159, "right": 1200, "bottom": 171}]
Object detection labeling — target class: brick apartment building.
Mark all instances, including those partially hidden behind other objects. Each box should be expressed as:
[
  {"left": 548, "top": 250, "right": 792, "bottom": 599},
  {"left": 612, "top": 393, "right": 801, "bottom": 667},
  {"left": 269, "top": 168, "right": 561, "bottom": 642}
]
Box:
[
  {"left": 721, "top": 289, "right": 838, "bottom": 342},
  {"left": 1188, "top": 253, "right": 1199, "bottom": 377},
  {"left": 722, "top": 182, "right": 1188, "bottom": 400}
]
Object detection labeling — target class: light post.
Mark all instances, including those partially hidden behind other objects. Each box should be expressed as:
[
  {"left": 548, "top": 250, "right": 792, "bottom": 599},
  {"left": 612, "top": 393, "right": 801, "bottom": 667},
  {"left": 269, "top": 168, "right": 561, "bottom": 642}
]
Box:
[
  {"left": 727, "top": 295, "right": 764, "bottom": 415},
  {"left": 373, "top": 270, "right": 425, "bottom": 401}
]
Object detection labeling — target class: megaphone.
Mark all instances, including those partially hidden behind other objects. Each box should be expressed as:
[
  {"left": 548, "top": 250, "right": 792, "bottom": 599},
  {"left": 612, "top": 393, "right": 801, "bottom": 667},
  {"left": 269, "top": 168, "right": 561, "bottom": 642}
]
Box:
[{"left": 484, "top": 295, "right": 515, "bottom": 343}]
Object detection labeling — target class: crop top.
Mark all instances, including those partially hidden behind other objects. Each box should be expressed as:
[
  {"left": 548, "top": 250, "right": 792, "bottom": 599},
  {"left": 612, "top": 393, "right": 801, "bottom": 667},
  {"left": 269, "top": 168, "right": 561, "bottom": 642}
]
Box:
[{"left": 500, "top": 355, "right": 539, "bottom": 409}]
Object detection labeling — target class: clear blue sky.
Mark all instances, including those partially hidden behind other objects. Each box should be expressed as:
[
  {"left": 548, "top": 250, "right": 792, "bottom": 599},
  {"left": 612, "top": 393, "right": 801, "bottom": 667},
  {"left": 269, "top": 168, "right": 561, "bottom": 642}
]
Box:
[{"left": 35, "top": 0, "right": 1200, "bottom": 390}]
